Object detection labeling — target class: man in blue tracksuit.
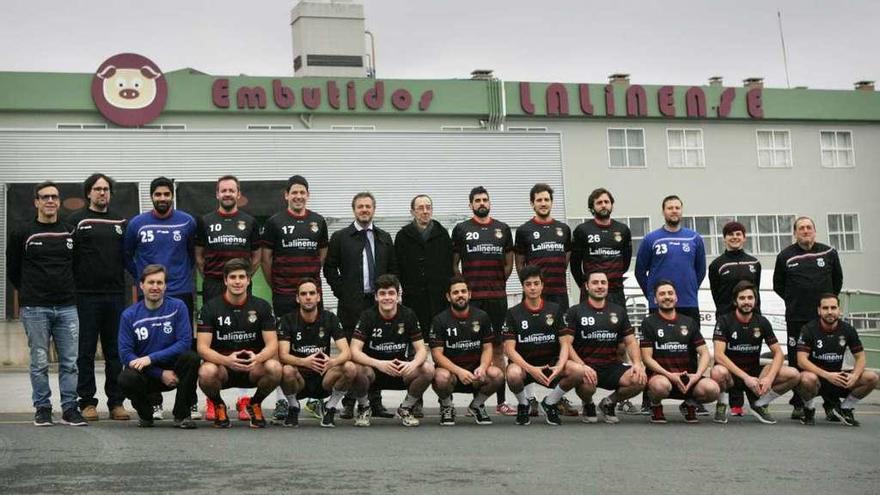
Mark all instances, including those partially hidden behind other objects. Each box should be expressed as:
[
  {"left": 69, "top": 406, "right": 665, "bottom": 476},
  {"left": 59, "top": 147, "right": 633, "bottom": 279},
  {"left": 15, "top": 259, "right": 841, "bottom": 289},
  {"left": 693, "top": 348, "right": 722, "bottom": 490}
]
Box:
[{"left": 117, "top": 264, "right": 199, "bottom": 428}]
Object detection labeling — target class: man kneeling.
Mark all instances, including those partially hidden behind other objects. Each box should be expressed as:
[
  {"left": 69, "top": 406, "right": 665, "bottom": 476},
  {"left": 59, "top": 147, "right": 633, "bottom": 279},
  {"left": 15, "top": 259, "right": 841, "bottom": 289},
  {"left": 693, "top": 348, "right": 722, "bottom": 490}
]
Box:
[
  {"left": 197, "top": 259, "right": 282, "bottom": 428},
  {"left": 504, "top": 266, "right": 584, "bottom": 426},
  {"left": 278, "top": 278, "right": 357, "bottom": 428},
  {"left": 350, "top": 274, "right": 434, "bottom": 427},
  {"left": 430, "top": 276, "right": 504, "bottom": 426}
]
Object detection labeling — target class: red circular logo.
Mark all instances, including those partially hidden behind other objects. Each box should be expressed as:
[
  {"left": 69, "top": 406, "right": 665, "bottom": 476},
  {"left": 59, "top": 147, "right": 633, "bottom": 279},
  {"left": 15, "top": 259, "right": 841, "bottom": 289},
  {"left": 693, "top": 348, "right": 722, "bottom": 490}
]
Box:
[{"left": 91, "top": 53, "right": 167, "bottom": 127}]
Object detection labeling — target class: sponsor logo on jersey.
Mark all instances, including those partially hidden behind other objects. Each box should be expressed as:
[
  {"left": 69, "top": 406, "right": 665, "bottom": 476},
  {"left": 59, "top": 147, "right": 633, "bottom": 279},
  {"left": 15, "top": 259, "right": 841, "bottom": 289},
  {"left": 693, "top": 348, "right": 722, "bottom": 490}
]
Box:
[
  {"left": 517, "top": 333, "right": 556, "bottom": 344},
  {"left": 115, "top": 225, "right": 123, "bottom": 235},
  {"left": 397, "top": 322, "right": 405, "bottom": 335},
  {"left": 613, "top": 232, "right": 622, "bottom": 243},
  {"left": 680, "top": 325, "right": 689, "bottom": 336},
  {"left": 309, "top": 222, "right": 319, "bottom": 233},
  {"left": 248, "top": 310, "right": 257, "bottom": 323},
  {"left": 173, "top": 230, "right": 181, "bottom": 241},
  {"left": 237, "top": 220, "right": 246, "bottom": 231},
  {"left": 472, "top": 320, "right": 481, "bottom": 333},
  {"left": 753, "top": 327, "right": 761, "bottom": 338},
  {"left": 654, "top": 341, "right": 688, "bottom": 352},
  {"left": 545, "top": 313, "right": 555, "bottom": 326},
  {"left": 817, "top": 258, "right": 826, "bottom": 268},
  {"left": 494, "top": 228, "right": 503, "bottom": 239},
  {"left": 609, "top": 313, "right": 619, "bottom": 325}
]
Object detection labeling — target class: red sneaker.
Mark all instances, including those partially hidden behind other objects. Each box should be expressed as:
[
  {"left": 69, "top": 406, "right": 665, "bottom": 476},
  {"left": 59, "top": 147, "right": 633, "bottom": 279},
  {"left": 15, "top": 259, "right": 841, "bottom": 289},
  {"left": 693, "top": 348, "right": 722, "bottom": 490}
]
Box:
[
  {"left": 495, "top": 403, "right": 518, "bottom": 416},
  {"left": 730, "top": 406, "right": 744, "bottom": 417},
  {"left": 205, "top": 399, "right": 216, "bottom": 421},
  {"left": 237, "top": 396, "right": 251, "bottom": 421}
]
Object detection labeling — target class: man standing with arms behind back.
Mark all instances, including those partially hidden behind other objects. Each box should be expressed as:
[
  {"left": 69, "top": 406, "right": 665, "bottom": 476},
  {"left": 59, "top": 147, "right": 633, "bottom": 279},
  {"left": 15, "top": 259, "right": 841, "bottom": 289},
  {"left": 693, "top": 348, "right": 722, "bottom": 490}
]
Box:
[
  {"left": 67, "top": 173, "right": 130, "bottom": 421},
  {"left": 774, "top": 216, "right": 843, "bottom": 420}
]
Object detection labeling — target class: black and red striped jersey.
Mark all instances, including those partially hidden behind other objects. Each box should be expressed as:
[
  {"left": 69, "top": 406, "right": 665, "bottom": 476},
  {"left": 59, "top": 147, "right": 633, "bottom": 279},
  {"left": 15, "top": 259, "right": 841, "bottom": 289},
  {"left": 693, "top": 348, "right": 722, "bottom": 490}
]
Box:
[
  {"left": 502, "top": 300, "right": 570, "bottom": 367},
  {"left": 515, "top": 218, "right": 571, "bottom": 296},
  {"left": 278, "top": 309, "right": 345, "bottom": 358},
  {"left": 429, "top": 306, "right": 494, "bottom": 371},
  {"left": 353, "top": 305, "right": 423, "bottom": 361},
  {"left": 570, "top": 219, "right": 632, "bottom": 290},
  {"left": 195, "top": 209, "right": 259, "bottom": 280},
  {"left": 260, "top": 209, "right": 328, "bottom": 296},
  {"left": 640, "top": 313, "right": 704, "bottom": 374},
  {"left": 713, "top": 312, "right": 777, "bottom": 372},
  {"left": 797, "top": 320, "right": 863, "bottom": 373},
  {"left": 197, "top": 294, "right": 276, "bottom": 355},
  {"left": 452, "top": 218, "right": 513, "bottom": 300},
  {"left": 565, "top": 301, "right": 633, "bottom": 367}
]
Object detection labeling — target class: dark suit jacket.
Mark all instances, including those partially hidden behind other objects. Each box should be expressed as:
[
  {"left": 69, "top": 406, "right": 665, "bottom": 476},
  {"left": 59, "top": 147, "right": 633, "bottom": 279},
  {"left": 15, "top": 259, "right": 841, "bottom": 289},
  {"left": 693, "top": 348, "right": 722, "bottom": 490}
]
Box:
[
  {"left": 394, "top": 220, "right": 453, "bottom": 330},
  {"left": 324, "top": 222, "right": 397, "bottom": 332}
]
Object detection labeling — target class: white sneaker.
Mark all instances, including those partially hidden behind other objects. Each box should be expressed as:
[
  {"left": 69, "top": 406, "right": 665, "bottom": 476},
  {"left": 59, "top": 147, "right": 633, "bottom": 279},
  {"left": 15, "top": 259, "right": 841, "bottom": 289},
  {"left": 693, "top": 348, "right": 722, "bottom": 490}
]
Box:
[
  {"left": 152, "top": 404, "right": 164, "bottom": 420},
  {"left": 190, "top": 404, "right": 202, "bottom": 420}
]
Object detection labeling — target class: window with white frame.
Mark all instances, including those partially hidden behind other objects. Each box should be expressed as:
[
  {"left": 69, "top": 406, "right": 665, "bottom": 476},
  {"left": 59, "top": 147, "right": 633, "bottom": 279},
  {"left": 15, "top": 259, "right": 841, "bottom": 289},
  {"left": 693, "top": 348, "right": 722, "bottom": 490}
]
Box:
[
  {"left": 681, "top": 214, "right": 795, "bottom": 255},
  {"left": 607, "top": 128, "right": 646, "bottom": 168},
  {"left": 566, "top": 216, "right": 650, "bottom": 255},
  {"left": 819, "top": 130, "right": 855, "bottom": 168},
  {"left": 666, "top": 129, "right": 705, "bottom": 168},
  {"left": 507, "top": 126, "right": 548, "bottom": 132},
  {"left": 330, "top": 125, "right": 376, "bottom": 131},
  {"left": 247, "top": 124, "right": 293, "bottom": 131},
  {"left": 57, "top": 123, "right": 108, "bottom": 130},
  {"left": 827, "top": 213, "right": 861, "bottom": 252},
  {"left": 681, "top": 216, "right": 718, "bottom": 255},
  {"left": 756, "top": 129, "right": 792, "bottom": 168}
]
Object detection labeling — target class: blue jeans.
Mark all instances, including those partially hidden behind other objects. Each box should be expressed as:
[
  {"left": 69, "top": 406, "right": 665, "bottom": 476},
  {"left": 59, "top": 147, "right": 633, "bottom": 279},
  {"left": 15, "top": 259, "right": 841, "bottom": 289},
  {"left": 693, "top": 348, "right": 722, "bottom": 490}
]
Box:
[{"left": 21, "top": 305, "right": 79, "bottom": 411}]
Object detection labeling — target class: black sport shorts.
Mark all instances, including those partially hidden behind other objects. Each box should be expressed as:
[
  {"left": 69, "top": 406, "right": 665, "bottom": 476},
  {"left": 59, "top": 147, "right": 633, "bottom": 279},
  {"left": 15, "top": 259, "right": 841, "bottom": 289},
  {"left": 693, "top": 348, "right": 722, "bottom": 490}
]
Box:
[
  {"left": 665, "top": 376, "right": 705, "bottom": 401},
  {"left": 594, "top": 362, "right": 631, "bottom": 391},
  {"left": 223, "top": 367, "right": 256, "bottom": 389},
  {"left": 373, "top": 369, "right": 408, "bottom": 391},
  {"left": 471, "top": 297, "right": 507, "bottom": 344},
  {"left": 298, "top": 369, "right": 330, "bottom": 400},
  {"left": 729, "top": 366, "right": 763, "bottom": 402}
]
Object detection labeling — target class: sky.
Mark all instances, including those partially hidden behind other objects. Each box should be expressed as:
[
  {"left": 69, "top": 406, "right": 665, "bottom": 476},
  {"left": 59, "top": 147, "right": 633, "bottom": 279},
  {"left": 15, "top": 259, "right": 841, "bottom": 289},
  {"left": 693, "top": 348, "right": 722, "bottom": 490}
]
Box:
[{"left": 0, "top": 0, "right": 877, "bottom": 89}]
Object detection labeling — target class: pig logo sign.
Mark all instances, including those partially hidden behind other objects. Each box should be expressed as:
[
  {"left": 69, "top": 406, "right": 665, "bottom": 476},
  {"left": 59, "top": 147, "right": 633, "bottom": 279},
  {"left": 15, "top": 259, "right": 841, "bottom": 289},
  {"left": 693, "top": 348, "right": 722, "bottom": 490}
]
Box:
[{"left": 91, "top": 53, "right": 167, "bottom": 127}]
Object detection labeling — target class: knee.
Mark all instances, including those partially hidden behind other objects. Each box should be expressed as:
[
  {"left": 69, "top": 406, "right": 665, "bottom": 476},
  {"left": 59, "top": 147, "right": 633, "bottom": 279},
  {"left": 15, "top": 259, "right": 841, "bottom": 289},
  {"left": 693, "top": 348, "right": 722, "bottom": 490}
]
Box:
[
  {"left": 648, "top": 377, "right": 670, "bottom": 396},
  {"left": 506, "top": 365, "right": 524, "bottom": 384},
  {"left": 699, "top": 380, "right": 720, "bottom": 401},
  {"left": 342, "top": 361, "right": 357, "bottom": 379},
  {"left": 862, "top": 370, "right": 879, "bottom": 387},
  {"left": 710, "top": 365, "right": 729, "bottom": 384},
  {"left": 486, "top": 365, "right": 503, "bottom": 382},
  {"left": 433, "top": 369, "right": 452, "bottom": 389},
  {"left": 799, "top": 372, "right": 818, "bottom": 390},
  {"left": 420, "top": 362, "right": 435, "bottom": 379},
  {"left": 264, "top": 359, "right": 282, "bottom": 378},
  {"left": 198, "top": 362, "right": 219, "bottom": 382}
]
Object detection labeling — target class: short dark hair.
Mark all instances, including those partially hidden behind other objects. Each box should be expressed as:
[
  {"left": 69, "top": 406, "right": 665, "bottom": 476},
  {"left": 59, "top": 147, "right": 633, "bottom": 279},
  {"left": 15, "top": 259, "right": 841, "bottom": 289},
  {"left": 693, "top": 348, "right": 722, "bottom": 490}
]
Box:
[
  {"left": 793, "top": 216, "right": 815, "bottom": 232},
  {"left": 653, "top": 279, "right": 676, "bottom": 295},
  {"left": 222, "top": 258, "right": 251, "bottom": 279},
  {"left": 410, "top": 194, "right": 432, "bottom": 211},
  {"left": 150, "top": 176, "right": 174, "bottom": 196},
  {"left": 661, "top": 195, "right": 682, "bottom": 209},
  {"left": 722, "top": 221, "right": 746, "bottom": 237},
  {"left": 33, "top": 180, "right": 58, "bottom": 199},
  {"left": 469, "top": 186, "right": 489, "bottom": 203},
  {"left": 216, "top": 175, "right": 240, "bottom": 191},
  {"left": 585, "top": 270, "right": 608, "bottom": 283},
  {"left": 375, "top": 273, "right": 400, "bottom": 291},
  {"left": 297, "top": 277, "right": 319, "bottom": 292},
  {"left": 519, "top": 265, "right": 543, "bottom": 284},
  {"left": 529, "top": 183, "right": 553, "bottom": 202},
  {"left": 732, "top": 281, "right": 757, "bottom": 301},
  {"left": 818, "top": 293, "right": 840, "bottom": 305},
  {"left": 587, "top": 187, "right": 614, "bottom": 213},
  {"left": 140, "top": 264, "right": 167, "bottom": 282},
  {"left": 447, "top": 274, "right": 469, "bottom": 293},
  {"left": 351, "top": 192, "right": 375, "bottom": 210},
  {"left": 83, "top": 173, "right": 114, "bottom": 198},
  {"left": 287, "top": 175, "right": 309, "bottom": 192}
]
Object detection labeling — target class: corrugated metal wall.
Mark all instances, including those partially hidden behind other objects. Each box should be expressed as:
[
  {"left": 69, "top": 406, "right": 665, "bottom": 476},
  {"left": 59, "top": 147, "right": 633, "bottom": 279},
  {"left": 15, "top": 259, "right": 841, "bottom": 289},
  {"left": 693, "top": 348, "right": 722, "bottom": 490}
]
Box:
[{"left": 0, "top": 129, "right": 565, "bottom": 315}]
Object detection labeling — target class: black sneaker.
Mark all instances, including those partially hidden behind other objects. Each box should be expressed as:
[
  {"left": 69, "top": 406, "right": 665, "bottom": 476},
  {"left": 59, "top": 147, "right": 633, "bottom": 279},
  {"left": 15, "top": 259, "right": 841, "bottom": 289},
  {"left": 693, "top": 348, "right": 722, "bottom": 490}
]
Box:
[
  {"left": 640, "top": 400, "right": 652, "bottom": 416},
  {"left": 467, "top": 403, "right": 492, "bottom": 425},
  {"left": 284, "top": 407, "right": 300, "bottom": 428},
  {"left": 832, "top": 406, "right": 860, "bottom": 427},
  {"left": 137, "top": 417, "right": 154, "bottom": 428},
  {"left": 582, "top": 401, "right": 598, "bottom": 424},
  {"left": 174, "top": 417, "right": 197, "bottom": 429},
  {"left": 413, "top": 398, "right": 424, "bottom": 419},
  {"left": 800, "top": 407, "right": 816, "bottom": 426},
  {"left": 273, "top": 399, "right": 289, "bottom": 421},
  {"left": 528, "top": 397, "right": 540, "bottom": 417},
  {"left": 540, "top": 398, "right": 562, "bottom": 426},
  {"left": 695, "top": 403, "right": 710, "bottom": 416},
  {"left": 683, "top": 403, "right": 699, "bottom": 424},
  {"left": 34, "top": 407, "right": 54, "bottom": 427},
  {"left": 599, "top": 397, "right": 619, "bottom": 424},
  {"left": 515, "top": 404, "right": 531, "bottom": 425},
  {"left": 750, "top": 405, "right": 776, "bottom": 425},
  {"left": 823, "top": 401, "right": 841, "bottom": 422},
  {"left": 61, "top": 408, "right": 88, "bottom": 426},
  {"left": 397, "top": 405, "right": 420, "bottom": 427},
  {"left": 340, "top": 399, "right": 355, "bottom": 420},
  {"left": 790, "top": 405, "right": 804, "bottom": 420},
  {"left": 372, "top": 403, "right": 395, "bottom": 419},
  {"left": 439, "top": 404, "right": 455, "bottom": 426},
  {"left": 320, "top": 407, "right": 337, "bottom": 428}
]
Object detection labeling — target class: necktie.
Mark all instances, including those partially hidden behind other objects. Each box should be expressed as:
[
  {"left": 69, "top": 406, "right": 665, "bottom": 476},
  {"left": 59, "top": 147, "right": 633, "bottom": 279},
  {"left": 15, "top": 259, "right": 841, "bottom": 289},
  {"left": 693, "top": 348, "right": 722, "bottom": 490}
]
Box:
[{"left": 362, "top": 229, "right": 376, "bottom": 292}]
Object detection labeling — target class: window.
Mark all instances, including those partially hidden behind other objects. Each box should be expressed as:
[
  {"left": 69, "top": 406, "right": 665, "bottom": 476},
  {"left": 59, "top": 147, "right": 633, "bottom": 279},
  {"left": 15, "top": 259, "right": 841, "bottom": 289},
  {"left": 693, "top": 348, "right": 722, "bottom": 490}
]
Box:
[
  {"left": 756, "top": 129, "right": 792, "bottom": 168},
  {"left": 440, "top": 125, "right": 483, "bottom": 132},
  {"left": 507, "top": 126, "right": 548, "bottom": 132},
  {"left": 827, "top": 213, "right": 861, "bottom": 252},
  {"left": 820, "top": 131, "right": 855, "bottom": 168},
  {"left": 681, "top": 216, "right": 718, "bottom": 255},
  {"left": 138, "top": 124, "right": 186, "bottom": 130},
  {"left": 330, "top": 125, "right": 375, "bottom": 131},
  {"left": 607, "top": 128, "right": 646, "bottom": 168},
  {"left": 247, "top": 124, "right": 292, "bottom": 131},
  {"left": 565, "top": 216, "right": 650, "bottom": 256},
  {"left": 57, "top": 123, "right": 108, "bottom": 130},
  {"left": 666, "top": 129, "right": 705, "bottom": 168},
  {"left": 683, "top": 214, "right": 795, "bottom": 255}
]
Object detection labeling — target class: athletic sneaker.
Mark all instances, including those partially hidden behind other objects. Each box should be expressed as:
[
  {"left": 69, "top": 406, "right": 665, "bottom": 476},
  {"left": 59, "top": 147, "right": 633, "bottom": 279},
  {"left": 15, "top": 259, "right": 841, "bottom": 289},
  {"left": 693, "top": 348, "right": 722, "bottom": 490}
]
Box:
[
  {"left": 496, "top": 403, "right": 518, "bottom": 416},
  {"left": 790, "top": 405, "right": 804, "bottom": 420},
  {"left": 557, "top": 397, "right": 580, "bottom": 417},
  {"left": 34, "top": 407, "right": 53, "bottom": 427},
  {"left": 540, "top": 398, "right": 562, "bottom": 426},
  {"left": 515, "top": 404, "right": 531, "bottom": 425},
  {"left": 749, "top": 405, "right": 775, "bottom": 424},
  {"left": 213, "top": 403, "right": 231, "bottom": 428},
  {"left": 340, "top": 398, "right": 355, "bottom": 419},
  {"left": 273, "top": 399, "right": 289, "bottom": 422},
  {"left": 683, "top": 404, "right": 699, "bottom": 424},
  {"left": 397, "top": 405, "right": 420, "bottom": 427},
  {"left": 582, "top": 401, "right": 598, "bottom": 424},
  {"left": 413, "top": 398, "right": 425, "bottom": 419},
  {"left": 617, "top": 400, "right": 639, "bottom": 415},
  {"left": 831, "top": 406, "right": 860, "bottom": 427},
  {"left": 800, "top": 407, "right": 816, "bottom": 426},
  {"left": 730, "top": 405, "right": 744, "bottom": 417},
  {"left": 714, "top": 403, "right": 729, "bottom": 424},
  {"left": 152, "top": 404, "right": 164, "bottom": 420},
  {"left": 650, "top": 405, "right": 667, "bottom": 424},
  {"left": 320, "top": 407, "right": 337, "bottom": 428},
  {"left": 640, "top": 400, "right": 652, "bottom": 416},
  {"left": 236, "top": 396, "right": 251, "bottom": 421},
  {"left": 174, "top": 417, "right": 197, "bottom": 429},
  {"left": 528, "top": 397, "right": 540, "bottom": 417},
  {"left": 695, "top": 403, "right": 709, "bottom": 416},
  {"left": 354, "top": 405, "right": 371, "bottom": 427},
  {"left": 246, "top": 402, "right": 267, "bottom": 428},
  {"left": 304, "top": 399, "right": 323, "bottom": 420},
  {"left": 823, "top": 400, "right": 841, "bottom": 423},
  {"left": 372, "top": 403, "right": 395, "bottom": 419},
  {"left": 439, "top": 404, "right": 456, "bottom": 426},
  {"left": 205, "top": 399, "right": 216, "bottom": 421},
  {"left": 137, "top": 418, "right": 154, "bottom": 428},
  {"left": 467, "top": 403, "right": 492, "bottom": 425},
  {"left": 599, "top": 397, "right": 619, "bottom": 424},
  {"left": 283, "top": 407, "right": 300, "bottom": 428},
  {"left": 190, "top": 404, "right": 202, "bottom": 420},
  {"left": 61, "top": 408, "right": 88, "bottom": 426}
]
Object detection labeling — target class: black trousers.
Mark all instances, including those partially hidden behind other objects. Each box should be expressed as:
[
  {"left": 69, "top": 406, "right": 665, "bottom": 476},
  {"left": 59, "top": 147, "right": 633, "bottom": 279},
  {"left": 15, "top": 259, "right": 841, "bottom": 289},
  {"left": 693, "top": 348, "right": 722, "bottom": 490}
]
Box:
[
  {"left": 785, "top": 319, "right": 809, "bottom": 407},
  {"left": 76, "top": 293, "right": 126, "bottom": 409},
  {"left": 118, "top": 351, "right": 200, "bottom": 421}
]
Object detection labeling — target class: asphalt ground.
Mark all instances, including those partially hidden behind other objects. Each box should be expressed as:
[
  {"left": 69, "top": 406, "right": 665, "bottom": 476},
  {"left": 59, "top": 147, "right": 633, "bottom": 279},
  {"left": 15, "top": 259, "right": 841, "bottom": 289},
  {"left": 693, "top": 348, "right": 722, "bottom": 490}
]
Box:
[{"left": 0, "top": 368, "right": 878, "bottom": 494}]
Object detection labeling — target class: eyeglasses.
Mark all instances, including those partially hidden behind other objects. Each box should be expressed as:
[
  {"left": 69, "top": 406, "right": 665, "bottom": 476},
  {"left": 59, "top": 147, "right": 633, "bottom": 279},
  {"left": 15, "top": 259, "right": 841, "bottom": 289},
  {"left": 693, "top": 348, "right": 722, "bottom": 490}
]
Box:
[
  {"left": 91, "top": 187, "right": 110, "bottom": 192},
  {"left": 38, "top": 194, "right": 59, "bottom": 201}
]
